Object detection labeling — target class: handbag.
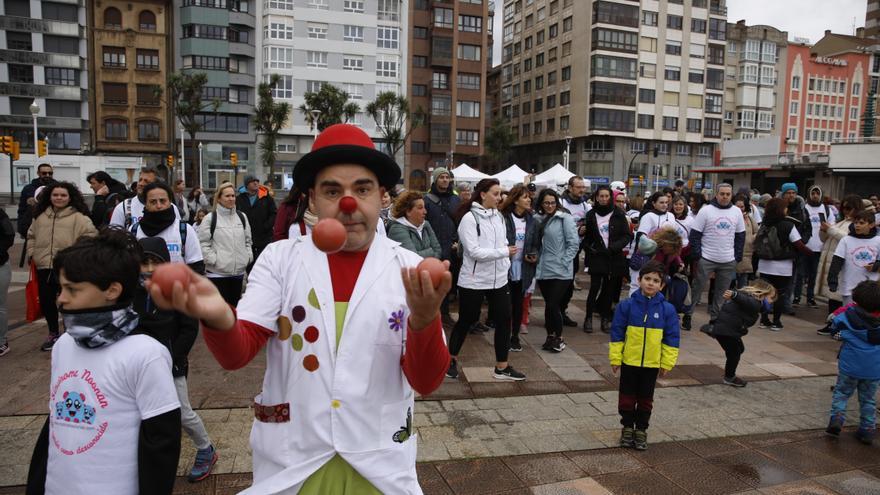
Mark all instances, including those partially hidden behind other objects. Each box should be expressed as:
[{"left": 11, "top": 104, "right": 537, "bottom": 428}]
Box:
[{"left": 26, "top": 262, "right": 42, "bottom": 323}]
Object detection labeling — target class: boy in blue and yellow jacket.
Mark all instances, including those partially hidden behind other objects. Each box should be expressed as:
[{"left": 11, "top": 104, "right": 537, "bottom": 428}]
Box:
[
  {"left": 827, "top": 280, "right": 880, "bottom": 444},
  {"left": 609, "top": 260, "right": 680, "bottom": 451}
]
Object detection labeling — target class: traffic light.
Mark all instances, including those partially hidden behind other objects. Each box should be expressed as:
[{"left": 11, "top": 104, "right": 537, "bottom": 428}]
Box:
[
  {"left": 37, "top": 139, "right": 47, "bottom": 157},
  {"left": 230, "top": 152, "right": 238, "bottom": 167},
  {"left": 166, "top": 154, "right": 174, "bottom": 167},
  {"left": 12, "top": 141, "right": 20, "bottom": 161},
  {"left": 0, "top": 136, "right": 12, "bottom": 154},
  {"left": 652, "top": 147, "right": 659, "bottom": 158}
]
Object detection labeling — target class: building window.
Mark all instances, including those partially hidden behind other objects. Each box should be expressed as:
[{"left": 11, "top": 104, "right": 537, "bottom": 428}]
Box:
[
  {"left": 183, "top": 55, "right": 228, "bottom": 70},
  {"left": 413, "top": 55, "right": 427, "bottom": 68},
  {"left": 43, "top": 35, "right": 78, "bottom": 55},
  {"left": 590, "top": 82, "right": 636, "bottom": 106},
  {"left": 640, "top": 36, "right": 657, "bottom": 53},
  {"left": 42, "top": 1, "right": 77, "bottom": 21},
  {"left": 306, "top": 51, "right": 327, "bottom": 68},
  {"left": 708, "top": 44, "right": 724, "bottom": 65},
  {"left": 105, "top": 119, "right": 128, "bottom": 140},
  {"left": 688, "top": 70, "right": 704, "bottom": 84},
  {"left": 183, "top": 24, "right": 227, "bottom": 39},
  {"left": 344, "top": 25, "right": 364, "bottom": 42},
  {"left": 664, "top": 66, "right": 680, "bottom": 81},
  {"left": 662, "top": 117, "right": 678, "bottom": 131},
  {"left": 637, "top": 114, "right": 654, "bottom": 129},
  {"left": 560, "top": 91, "right": 570, "bottom": 105},
  {"left": 308, "top": 23, "right": 328, "bottom": 39},
  {"left": 456, "top": 101, "right": 480, "bottom": 118},
  {"left": 456, "top": 130, "right": 479, "bottom": 146},
  {"left": 104, "top": 7, "right": 122, "bottom": 29},
  {"left": 343, "top": 55, "right": 364, "bottom": 71},
  {"left": 676, "top": 144, "right": 691, "bottom": 156},
  {"left": 6, "top": 31, "right": 32, "bottom": 51},
  {"left": 642, "top": 11, "right": 658, "bottom": 26},
  {"left": 457, "top": 73, "right": 481, "bottom": 90},
  {"left": 704, "top": 118, "right": 722, "bottom": 138},
  {"left": 139, "top": 10, "right": 157, "bottom": 31},
  {"left": 344, "top": 0, "right": 365, "bottom": 12},
  {"left": 377, "top": 26, "right": 399, "bottom": 49},
  {"left": 560, "top": 115, "right": 570, "bottom": 130},
  {"left": 705, "top": 94, "right": 722, "bottom": 113},
  {"left": 638, "top": 88, "right": 655, "bottom": 103},
  {"left": 691, "top": 18, "right": 707, "bottom": 33},
  {"left": 308, "top": 0, "right": 329, "bottom": 9},
  {"left": 640, "top": 63, "right": 656, "bottom": 78},
  {"left": 137, "top": 120, "right": 160, "bottom": 141},
  {"left": 854, "top": 82, "right": 862, "bottom": 96},
  {"left": 136, "top": 84, "right": 160, "bottom": 105},
  {"left": 344, "top": 83, "right": 363, "bottom": 99},
  {"left": 458, "top": 15, "right": 482, "bottom": 33},
  {"left": 103, "top": 83, "right": 127, "bottom": 104},
  {"left": 102, "top": 46, "right": 126, "bottom": 68},
  {"left": 266, "top": 21, "right": 294, "bottom": 39},
  {"left": 376, "top": 56, "right": 398, "bottom": 77},
  {"left": 667, "top": 14, "right": 683, "bottom": 30},
  {"left": 592, "top": 1, "right": 639, "bottom": 28},
  {"left": 268, "top": 75, "right": 293, "bottom": 98},
  {"left": 266, "top": 0, "right": 295, "bottom": 9},
  {"left": 666, "top": 41, "right": 682, "bottom": 56},
  {"left": 8, "top": 64, "right": 32, "bottom": 83},
  {"left": 136, "top": 49, "right": 159, "bottom": 70},
  {"left": 434, "top": 8, "right": 453, "bottom": 28},
  {"left": 591, "top": 55, "right": 637, "bottom": 79},
  {"left": 592, "top": 28, "right": 638, "bottom": 53},
  {"left": 589, "top": 109, "right": 635, "bottom": 132},
  {"left": 563, "top": 16, "right": 573, "bottom": 32},
  {"left": 412, "top": 84, "right": 427, "bottom": 96},
  {"left": 706, "top": 69, "right": 724, "bottom": 89},
  {"left": 413, "top": 26, "right": 428, "bottom": 38},
  {"left": 377, "top": 0, "right": 399, "bottom": 21},
  {"left": 45, "top": 100, "right": 80, "bottom": 118},
  {"left": 709, "top": 18, "right": 726, "bottom": 40},
  {"left": 411, "top": 141, "right": 427, "bottom": 153},
  {"left": 458, "top": 44, "right": 481, "bottom": 61},
  {"left": 686, "top": 119, "right": 701, "bottom": 133},
  {"left": 432, "top": 72, "right": 448, "bottom": 89}
]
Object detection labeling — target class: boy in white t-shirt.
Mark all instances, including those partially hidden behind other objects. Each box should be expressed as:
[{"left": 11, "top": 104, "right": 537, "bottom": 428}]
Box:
[
  {"left": 26, "top": 229, "right": 181, "bottom": 495},
  {"left": 828, "top": 210, "right": 880, "bottom": 305}
]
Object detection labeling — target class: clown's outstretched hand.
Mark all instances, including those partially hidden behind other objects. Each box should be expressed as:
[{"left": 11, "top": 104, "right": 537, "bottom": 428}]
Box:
[{"left": 401, "top": 260, "right": 452, "bottom": 330}]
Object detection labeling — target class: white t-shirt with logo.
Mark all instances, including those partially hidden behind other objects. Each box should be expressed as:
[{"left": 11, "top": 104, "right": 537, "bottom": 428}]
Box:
[
  {"left": 758, "top": 228, "right": 801, "bottom": 276},
  {"left": 110, "top": 197, "right": 181, "bottom": 229},
  {"left": 510, "top": 214, "right": 527, "bottom": 281},
  {"left": 638, "top": 211, "right": 689, "bottom": 247},
  {"left": 596, "top": 212, "right": 612, "bottom": 248},
  {"left": 804, "top": 204, "right": 829, "bottom": 252},
  {"left": 561, "top": 197, "right": 591, "bottom": 228},
  {"left": 135, "top": 218, "right": 203, "bottom": 265},
  {"left": 833, "top": 235, "right": 880, "bottom": 296},
  {"left": 46, "top": 334, "right": 180, "bottom": 495},
  {"left": 691, "top": 204, "right": 746, "bottom": 263}
]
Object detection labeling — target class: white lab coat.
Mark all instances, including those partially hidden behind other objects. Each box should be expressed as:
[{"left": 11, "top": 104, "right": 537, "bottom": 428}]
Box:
[{"left": 236, "top": 235, "right": 423, "bottom": 495}]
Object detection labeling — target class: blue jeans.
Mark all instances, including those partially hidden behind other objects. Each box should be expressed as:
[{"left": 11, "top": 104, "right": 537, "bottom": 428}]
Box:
[
  {"left": 794, "top": 251, "right": 822, "bottom": 302},
  {"left": 830, "top": 372, "right": 880, "bottom": 430}
]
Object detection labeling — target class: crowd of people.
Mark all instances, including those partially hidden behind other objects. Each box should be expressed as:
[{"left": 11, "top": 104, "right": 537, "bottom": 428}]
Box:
[{"left": 8, "top": 131, "right": 880, "bottom": 492}]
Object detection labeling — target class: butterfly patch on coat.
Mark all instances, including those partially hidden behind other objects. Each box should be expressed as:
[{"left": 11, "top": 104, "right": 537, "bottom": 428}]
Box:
[{"left": 392, "top": 407, "right": 413, "bottom": 443}]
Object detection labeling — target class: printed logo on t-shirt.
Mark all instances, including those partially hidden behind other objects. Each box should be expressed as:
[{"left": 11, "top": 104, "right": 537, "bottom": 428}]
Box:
[
  {"left": 810, "top": 214, "right": 821, "bottom": 225},
  {"left": 50, "top": 369, "right": 109, "bottom": 456},
  {"left": 850, "top": 245, "right": 878, "bottom": 268},
  {"left": 713, "top": 217, "right": 734, "bottom": 232},
  {"left": 599, "top": 223, "right": 610, "bottom": 236}
]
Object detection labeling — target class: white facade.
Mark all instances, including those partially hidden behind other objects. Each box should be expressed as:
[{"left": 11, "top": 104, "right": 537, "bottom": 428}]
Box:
[{"left": 256, "top": 0, "right": 409, "bottom": 159}]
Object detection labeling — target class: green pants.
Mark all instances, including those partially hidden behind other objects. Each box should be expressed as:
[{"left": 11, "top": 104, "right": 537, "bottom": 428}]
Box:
[{"left": 298, "top": 454, "right": 382, "bottom": 494}]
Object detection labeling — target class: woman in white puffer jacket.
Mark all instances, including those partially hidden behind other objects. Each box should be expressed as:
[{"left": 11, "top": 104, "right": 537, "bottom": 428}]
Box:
[{"left": 198, "top": 182, "right": 252, "bottom": 305}]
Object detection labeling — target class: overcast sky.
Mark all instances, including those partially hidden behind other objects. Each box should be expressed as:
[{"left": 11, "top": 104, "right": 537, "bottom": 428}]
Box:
[{"left": 491, "top": 0, "right": 868, "bottom": 66}]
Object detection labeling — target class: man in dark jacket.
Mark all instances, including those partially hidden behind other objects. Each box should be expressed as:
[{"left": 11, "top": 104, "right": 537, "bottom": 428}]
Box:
[
  {"left": 781, "top": 183, "right": 810, "bottom": 314},
  {"left": 424, "top": 167, "right": 460, "bottom": 321},
  {"left": 17, "top": 163, "right": 55, "bottom": 238},
  {"left": 87, "top": 171, "right": 129, "bottom": 228},
  {"left": 236, "top": 175, "right": 277, "bottom": 265}
]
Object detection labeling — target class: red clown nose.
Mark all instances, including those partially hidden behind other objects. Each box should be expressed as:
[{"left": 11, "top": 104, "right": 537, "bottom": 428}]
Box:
[{"left": 339, "top": 196, "right": 357, "bottom": 214}]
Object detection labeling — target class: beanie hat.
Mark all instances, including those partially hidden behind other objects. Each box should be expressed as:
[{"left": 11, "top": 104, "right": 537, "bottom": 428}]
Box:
[
  {"left": 243, "top": 174, "right": 259, "bottom": 186},
  {"left": 293, "top": 124, "right": 400, "bottom": 189},
  {"left": 780, "top": 183, "right": 798, "bottom": 195},
  {"left": 138, "top": 237, "right": 171, "bottom": 263},
  {"left": 637, "top": 235, "right": 658, "bottom": 256},
  {"left": 431, "top": 167, "right": 450, "bottom": 185},
  {"left": 750, "top": 194, "right": 761, "bottom": 204}
]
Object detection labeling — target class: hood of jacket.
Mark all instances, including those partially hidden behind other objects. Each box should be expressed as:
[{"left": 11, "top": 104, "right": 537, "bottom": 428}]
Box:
[
  {"left": 710, "top": 198, "right": 734, "bottom": 210},
  {"left": 470, "top": 203, "right": 499, "bottom": 220},
  {"left": 848, "top": 222, "right": 878, "bottom": 239},
  {"left": 808, "top": 185, "right": 823, "bottom": 207},
  {"left": 630, "top": 289, "right": 668, "bottom": 307},
  {"left": 561, "top": 190, "right": 586, "bottom": 205},
  {"left": 45, "top": 206, "right": 78, "bottom": 220},
  {"left": 395, "top": 215, "right": 425, "bottom": 237}
]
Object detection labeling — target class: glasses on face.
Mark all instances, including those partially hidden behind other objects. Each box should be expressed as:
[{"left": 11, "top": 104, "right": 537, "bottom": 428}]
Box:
[
  {"left": 39, "top": 171, "right": 53, "bottom": 177},
  {"left": 542, "top": 201, "right": 556, "bottom": 207}
]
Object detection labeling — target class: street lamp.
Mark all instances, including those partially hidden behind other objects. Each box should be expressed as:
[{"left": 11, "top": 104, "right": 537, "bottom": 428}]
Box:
[
  {"left": 179, "top": 125, "right": 186, "bottom": 186},
  {"left": 563, "top": 135, "right": 572, "bottom": 171},
  {"left": 198, "top": 142, "right": 203, "bottom": 187},
  {"left": 29, "top": 99, "right": 40, "bottom": 157}
]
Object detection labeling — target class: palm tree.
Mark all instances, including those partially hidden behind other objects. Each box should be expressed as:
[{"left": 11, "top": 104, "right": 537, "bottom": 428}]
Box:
[
  {"left": 365, "top": 91, "right": 425, "bottom": 157},
  {"left": 298, "top": 84, "right": 360, "bottom": 132},
  {"left": 164, "top": 72, "right": 222, "bottom": 186},
  {"left": 253, "top": 74, "right": 292, "bottom": 180}
]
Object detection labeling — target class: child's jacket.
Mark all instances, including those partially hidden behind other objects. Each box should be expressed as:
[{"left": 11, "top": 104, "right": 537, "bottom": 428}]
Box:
[
  {"left": 609, "top": 290, "right": 680, "bottom": 370},
  {"left": 712, "top": 290, "right": 762, "bottom": 338},
  {"left": 836, "top": 306, "right": 880, "bottom": 380}
]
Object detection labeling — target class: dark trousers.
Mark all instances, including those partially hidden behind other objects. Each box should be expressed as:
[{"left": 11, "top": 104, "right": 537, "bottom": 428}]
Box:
[
  {"left": 560, "top": 255, "right": 579, "bottom": 315},
  {"left": 210, "top": 276, "right": 244, "bottom": 307},
  {"left": 586, "top": 273, "right": 623, "bottom": 320},
  {"left": 36, "top": 269, "right": 60, "bottom": 336},
  {"left": 509, "top": 279, "right": 524, "bottom": 347},
  {"left": 618, "top": 365, "right": 660, "bottom": 430},
  {"left": 760, "top": 273, "right": 791, "bottom": 324},
  {"left": 794, "top": 251, "right": 822, "bottom": 302},
  {"left": 449, "top": 286, "right": 511, "bottom": 363},
  {"left": 715, "top": 335, "right": 744, "bottom": 378},
  {"left": 538, "top": 279, "right": 571, "bottom": 338}
]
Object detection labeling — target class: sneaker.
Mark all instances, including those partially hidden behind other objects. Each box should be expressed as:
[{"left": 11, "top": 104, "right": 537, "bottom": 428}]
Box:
[
  {"left": 551, "top": 337, "right": 566, "bottom": 353},
  {"left": 808, "top": 299, "right": 820, "bottom": 309},
  {"left": 832, "top": 332, "right": 843, "bottom": 341},
  {"left": 600, "top": 318, "right": 611, "bottom": 334},
  {"left": 633, "top": 429, "right": 648, "bottom": 451},
  {"left": 681, "top": 314, "right": 692, "bottom": 331},
  {"left": 583, "top": 317, "right": 594, "bottom": 333},
  {"left": 856, "top": 427, "right": 875, "bottom": 445},
  {"left": 0, "top": 342, "right": 8, "bottom": 357},
  {"left": 817, "top": 326, "right": 833, "bottom": 336},
  {"left": 40, "top": 336, "right": 58, "bottom": 352},
  {"left": 446, "top": 359, "right": 459, "bottom": 379},
  {"left": 759, "top": 319, "right": 772, "bottom": 329},
  {"left": 493, "top": 365, "right": 526, "bottom": 381},
  {"left": 620, "top": 427, "right": 635, "bottom": 448},
  {"left": 520, "top": 324, "right": 529, "bottom": 335},
  {"left": 188, "top": 445, "right": 218, "bottom": 482},
  {"left": 509, "top": 342, "right": 523, "bottom": 352},
  {"left": 562, "top": 314, "right": 577, "bottom": 327},
  {"left": 699, "top": 324, "right": 714, "bottom": 336},
  {"left": 723, "top": 376, "right": 747, "bottom": 387},
  {"left": 792, "top": 298, "right": 801, "bottom": 307},
  {"left": 770, "top": 322, "right": 784, "bottom": 332},
  {"left": 826, "top": 415, "right": 844, "bottom": 437},
  {"left": 542, "top": 335, "right": 554, "bottom": 351}
]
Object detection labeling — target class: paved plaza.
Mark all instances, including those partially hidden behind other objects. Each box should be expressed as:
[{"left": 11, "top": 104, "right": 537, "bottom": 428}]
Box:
[{"left": 2, "top": 239, "right": 880, "bottom": 493}]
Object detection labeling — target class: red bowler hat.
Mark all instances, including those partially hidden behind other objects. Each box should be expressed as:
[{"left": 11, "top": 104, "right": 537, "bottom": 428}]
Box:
[{"left": 293, "top": 124, "right": 401, "bottom": 189}]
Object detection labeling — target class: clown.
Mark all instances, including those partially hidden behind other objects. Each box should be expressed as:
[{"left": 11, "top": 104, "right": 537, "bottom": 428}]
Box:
[{"left": 149, "top": 124, "right": 452, "bottom": 494}]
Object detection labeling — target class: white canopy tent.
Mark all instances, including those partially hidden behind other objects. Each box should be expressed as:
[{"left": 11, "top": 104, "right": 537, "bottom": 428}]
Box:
[
  {"left": 534, "top": 163, "right": 586, "bottom": 187},
  {"left": 491, "top": 164, "right": 531, "bottom": 187},
  {"left": 449, "top": 163, "right": 490, "bottom": 183}
]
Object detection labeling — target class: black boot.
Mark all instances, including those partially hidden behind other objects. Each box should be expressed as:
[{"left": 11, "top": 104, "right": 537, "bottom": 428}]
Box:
[
  {"left": 681, "top": 314, "right": 692, "bottom": 331},
  {"left": 600, "top": 318, "right": 611, "bottom": 334},
  {"left": 583, "top": 316, "right": 593, "bottom": 333}
]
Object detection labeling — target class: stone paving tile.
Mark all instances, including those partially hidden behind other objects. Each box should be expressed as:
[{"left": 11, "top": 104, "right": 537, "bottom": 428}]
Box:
[
  {"left": 757, "top": 442, "right": 854, "bottom": 477},
  {"left": 434, "top": 458, "right": 526, "bottom": 495},
  {"left": 629, "top": 441, "right": 699, "bottom": 467},
  {"left": 707, "top": 450, "right": 806, "bottom": 488},
  {"left": 501, "top": 453, "right": 586, "bottom": 486},
  {"left": 564, "top": 449, "right": 644, "bottom": 476},
  {"left": 812, "top": 469, "right": 880, "bottom": 495},
  {"left": 654, "top": 457, "right": 753, "bottom": 494},
  {"left": 530, "top": 477, "right": 614, "bottom": 495},
  {"left": 593, "top": 468, "right": 687, "bottom": 495},
  {"left": 418, "top": 464, "right": 454, "bottom": 495},
  {"left": 755, "top": 479, "right": 840, "bottom": 494}
]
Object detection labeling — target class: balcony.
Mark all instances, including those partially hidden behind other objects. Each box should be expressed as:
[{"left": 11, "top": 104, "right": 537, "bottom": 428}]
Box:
[
  {"left": 0, "top": 82, "right": 84, "bottom": 100},
  {"left": 0, "top": 50, "right": 82, "bottom": 69},
  {"left": 228, "top": 11, "right": 255, "bottom": 29},
  {"left": 0, "top": 16, "right": 84, "bottom": 38}
]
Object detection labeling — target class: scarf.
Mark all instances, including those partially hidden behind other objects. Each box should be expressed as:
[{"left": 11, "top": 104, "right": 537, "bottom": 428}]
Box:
[
  {"left": 61, "top": 304, "right": 140, "bottom": 349},
  {"left": 138, "top": 207, "right": 176, "bottom": 236},
  {"left": 592, "top": 200, "right": 613, "bottom": 217},
  {"left": 303, "top": 208, "right": 319, "bottom": 228},
  {"left": 396, "top": 216, "right": 425, "bottom": 239}
]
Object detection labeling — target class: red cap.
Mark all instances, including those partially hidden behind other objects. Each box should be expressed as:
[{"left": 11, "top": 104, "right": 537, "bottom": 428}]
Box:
[{"left": 293, "top": 124, "right": 401, "bottom": 189}]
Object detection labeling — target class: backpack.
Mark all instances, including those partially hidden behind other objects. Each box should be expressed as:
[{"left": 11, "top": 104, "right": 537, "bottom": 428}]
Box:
[
  {"left": 108, "top": 192, "right": 137, "bottom": 228},
  {"left": 753, "top": 223, "right": 793, "bottom": 260},
  {"left": 209, "top": 210, "right": 247, "bottom": 239},
  {"left": 131, "top": 219, "right": 189, "bottom": 261}
]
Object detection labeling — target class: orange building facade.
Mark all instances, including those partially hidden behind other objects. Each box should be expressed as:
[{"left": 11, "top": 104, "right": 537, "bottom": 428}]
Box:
[{"left": 781, "top": 44, "right": 870, "bottom": 156}]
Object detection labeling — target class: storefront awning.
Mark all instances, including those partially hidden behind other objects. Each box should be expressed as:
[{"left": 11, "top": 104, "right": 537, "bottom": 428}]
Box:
[{"left": 692, "top": 165, "right": 772, "bottom": 173}]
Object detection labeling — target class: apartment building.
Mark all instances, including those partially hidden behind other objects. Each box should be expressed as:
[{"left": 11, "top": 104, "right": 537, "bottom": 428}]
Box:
[
  {"left": 867, "top": 0, "right": 880, "bottom": 38},
  {"left": 782, "top": 34, "right": 870, "bottom": 156},
  {"left": 496, "top": 0, "right": 728, "bottom": 192},
  {"left": 256, "top": 0, "right": 408, "bottom": 188},
  {"left": 0, "top": 0, "right": 89, "bottom": 156},
  {"left": 405, "top": 0, "right": 494, "bottom": 189},
  {"left": 88, "top": 1, "right": 173, "bottom": 167},
  {"left": 722, "top": 21, "right": 788, "bottom": 140},
  {"left": 174, "top": 0, "right": 256, "bottom": 188}
]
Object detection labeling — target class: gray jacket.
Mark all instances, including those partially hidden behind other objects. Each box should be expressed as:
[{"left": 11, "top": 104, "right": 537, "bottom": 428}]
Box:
[
  {"left": 529, "top": 211, "right": 579, "bottom": 280},
  {"left": 386, "top": 219, "right": 441, "bottom": 259}
]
